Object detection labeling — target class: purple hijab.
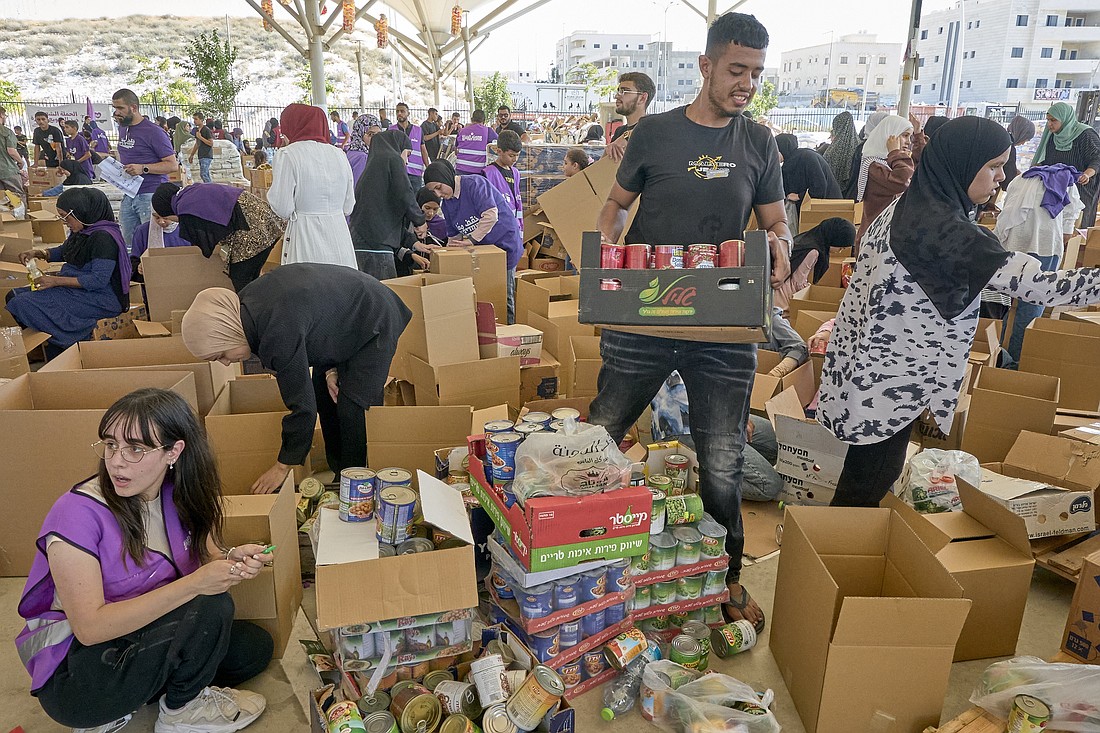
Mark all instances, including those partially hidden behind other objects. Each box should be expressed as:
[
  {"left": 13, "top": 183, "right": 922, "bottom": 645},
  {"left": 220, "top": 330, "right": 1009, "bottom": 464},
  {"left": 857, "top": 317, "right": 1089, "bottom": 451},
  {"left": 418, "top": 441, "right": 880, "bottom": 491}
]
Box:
[{"left": 173, "top": 183, "right": 244, "bottom": 226}]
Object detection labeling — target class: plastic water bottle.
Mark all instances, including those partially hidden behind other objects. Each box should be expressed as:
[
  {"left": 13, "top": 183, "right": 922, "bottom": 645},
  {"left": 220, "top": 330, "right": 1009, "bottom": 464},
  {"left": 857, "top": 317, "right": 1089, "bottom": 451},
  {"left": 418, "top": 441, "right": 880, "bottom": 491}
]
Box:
[{"left": 600, "top": 654, "right": 650, "bottom": 721}]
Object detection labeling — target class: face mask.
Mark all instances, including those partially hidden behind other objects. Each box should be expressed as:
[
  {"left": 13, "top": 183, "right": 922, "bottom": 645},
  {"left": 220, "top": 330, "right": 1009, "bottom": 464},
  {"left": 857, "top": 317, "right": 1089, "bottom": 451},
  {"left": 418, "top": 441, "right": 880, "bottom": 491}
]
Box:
[{"left": 162, "top": 221, "right": 179, "bottom": 234}]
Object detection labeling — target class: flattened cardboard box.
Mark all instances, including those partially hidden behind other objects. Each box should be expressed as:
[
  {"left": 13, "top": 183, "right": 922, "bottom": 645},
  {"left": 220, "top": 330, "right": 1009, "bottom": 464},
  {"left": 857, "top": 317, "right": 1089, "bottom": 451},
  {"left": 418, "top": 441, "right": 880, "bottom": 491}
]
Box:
[
  {"left": 41, "top": 335, "right": 236, "bottom": 416},
  {"left": 1020, "top": 317, "right": 1100, "bottom": 411},
  {"left": 962, "top": 367, "right": 1059, "bottom": 464},
  {"left": 0, "top": 370, "right": 198, "bottom": 576},
  {"left": 884, "top": 481, "right": 1034, "bottom": 661},
  {"left": 1062, "top": 551, "right": 1100, "bottom": 662},
  {"left": 770, "top": 506, "right": 970, "bottom": 733}
]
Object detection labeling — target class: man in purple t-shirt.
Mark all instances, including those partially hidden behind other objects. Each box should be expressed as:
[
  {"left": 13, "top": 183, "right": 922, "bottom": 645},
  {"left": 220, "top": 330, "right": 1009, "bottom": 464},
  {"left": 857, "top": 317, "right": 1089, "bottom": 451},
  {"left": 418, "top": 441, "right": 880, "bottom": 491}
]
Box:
[
  {"left": 61, "top": 119, "right": 95, "bottom": 181},
  {"left": 112, "top": 88, "right": 177, "bottom": 247}
]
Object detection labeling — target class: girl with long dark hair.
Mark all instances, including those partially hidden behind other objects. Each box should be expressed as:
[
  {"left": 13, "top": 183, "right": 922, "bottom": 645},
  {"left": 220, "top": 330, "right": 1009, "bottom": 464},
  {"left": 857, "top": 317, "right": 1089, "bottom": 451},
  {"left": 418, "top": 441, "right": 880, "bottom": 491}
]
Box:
[{"left": 16, "top": 388, "right": 273, "bottom": 733}]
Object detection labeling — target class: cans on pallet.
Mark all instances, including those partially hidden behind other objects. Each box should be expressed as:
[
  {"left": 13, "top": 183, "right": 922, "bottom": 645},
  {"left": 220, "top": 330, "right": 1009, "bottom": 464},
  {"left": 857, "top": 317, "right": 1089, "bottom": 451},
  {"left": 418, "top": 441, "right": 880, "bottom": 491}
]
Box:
[
  {"left": 648, "top": 532, "right": 678, "bottom": 571},
  {"left": 559, "top": 619, "right": 581, "bottom": 648},
  {"left": 376, "top": 486, "right": 418, "bottom": 545},
  {"left": 553, "top": 576, "right": 578, "bottom": 609},
  {"left": 605, "top": 601, "right": 627, "bottom": 625},
  {"left": 652, "top": 580, "right": 678, "bottom": 605},
  {"left": 578, "top": 568, "right": 608, "bottom": 600},
  {"left": 676, "top": 574, "right": 704, "bottom": 601},
  {"left": 558, "top": 659, "right": 582, "bottom": 690},
  {"left": 665, "top": 494, "right": 705, "bottom": 525},
  {"left": 582, "top": 648, "right": 607, "bottom": 680},
  {"left": 488, "top": 432, "right": 523, "bottom": 486},
  {"left": 703, "top": 568, "right": 728, "bottom": 597},
  {"left": 633, "top": 584, "right": 652, "bottom": 610},
  {"left": 519, "top": 583, "right": 554, "bottom": 620},
  {"left": 581, "top": 608, "right": 606, "bottom": 638},
  {"left": 649, "top": 488, "right": 667, "bottom": 535},
  {"left": 505, "top": 665, "right": 563, "bottom": 730},
  {"left": 698, "top": 520, "right": 727, "bottom": 558},
  {"left": 710, "top": 620, "right": 758, "bottom": 657},
  {"left": 605, "top": 558, "right": 631, "bottom": 593},
  {"left": 434, "top": 681, "right": 482, "bottom": 718},
  {"left": 529, "top": 628, "right": 561, "bottom": 662},
  {"left": 339, "top": 468, "right": 377, "bottom": 523},
  {"left": 672, "top": 526, "right": 703, "bottom": 566}
]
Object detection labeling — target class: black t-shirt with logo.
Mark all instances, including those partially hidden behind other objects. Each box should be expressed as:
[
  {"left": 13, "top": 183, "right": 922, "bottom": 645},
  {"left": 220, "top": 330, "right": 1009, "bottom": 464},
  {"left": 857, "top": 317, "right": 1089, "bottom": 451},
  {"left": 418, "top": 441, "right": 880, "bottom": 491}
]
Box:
[
  {"left": 33, "top": 125, "right": 65, "bottom": 166},
  {"left": 616, "top": 107, "right": 782, "bottom": 245},
  {"left": 421, "top": 120, "right": 441, "bottom": 161},
  {"left": 197, "top": 126, "right": 214, "bottom": 159},
  {"left": 610, "top": 122, "right": 636, "bottom": 143},
  {"left": 495, "top": 120, "right": 526, "bottom": 138}
]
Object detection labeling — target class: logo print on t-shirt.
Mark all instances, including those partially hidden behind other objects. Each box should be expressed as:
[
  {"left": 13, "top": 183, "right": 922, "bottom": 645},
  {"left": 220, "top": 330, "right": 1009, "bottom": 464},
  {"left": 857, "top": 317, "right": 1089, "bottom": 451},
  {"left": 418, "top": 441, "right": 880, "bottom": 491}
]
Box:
[{"left": 687, "top": 155, "right": 736, "bottom": 180}]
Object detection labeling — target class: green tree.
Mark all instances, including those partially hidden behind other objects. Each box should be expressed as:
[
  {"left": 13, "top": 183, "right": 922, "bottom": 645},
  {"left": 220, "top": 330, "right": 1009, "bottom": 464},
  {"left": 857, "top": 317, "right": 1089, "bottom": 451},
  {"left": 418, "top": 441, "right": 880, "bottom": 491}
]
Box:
[
  {"left": 180, "top": 30, "right": 248, "bottom": 120},
  {"left": 566, "top": 62, "right": 618, "bottom": 99},
  {"left": 0, "top": 79, "right": 21, "bottom": 100},
  {"left": 473, "top": 72, "right": 511, "bottom": 115},
  {"left": 295, "top": 63, "right": 336, "bottom": 105},
  {"left": 749, "top": 80, "right": 778, "bottom": 119},
  {"left": 132, "top": 56, "right": 197, "bottom": 111}
]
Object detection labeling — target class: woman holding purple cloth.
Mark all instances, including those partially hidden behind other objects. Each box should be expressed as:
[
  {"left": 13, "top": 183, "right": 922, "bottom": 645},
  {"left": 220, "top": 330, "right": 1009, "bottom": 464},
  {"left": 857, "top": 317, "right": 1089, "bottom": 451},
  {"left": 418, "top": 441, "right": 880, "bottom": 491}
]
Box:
[{"left": 152, "top": 182, "right": 286, "bottom": 292}]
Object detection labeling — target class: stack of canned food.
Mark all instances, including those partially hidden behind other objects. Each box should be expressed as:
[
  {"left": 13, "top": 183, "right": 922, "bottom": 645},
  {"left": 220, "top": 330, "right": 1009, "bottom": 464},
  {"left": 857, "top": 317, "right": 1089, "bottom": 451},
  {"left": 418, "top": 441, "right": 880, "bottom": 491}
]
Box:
[
  {"left": 598, "top": 240, "right": 745, "bottom": 271},
  {"left": 333, "top": 611, "right": 476, "bottom": 679},
  {"left": 482, "top": 408, "right": 583, "bottom": 505}
]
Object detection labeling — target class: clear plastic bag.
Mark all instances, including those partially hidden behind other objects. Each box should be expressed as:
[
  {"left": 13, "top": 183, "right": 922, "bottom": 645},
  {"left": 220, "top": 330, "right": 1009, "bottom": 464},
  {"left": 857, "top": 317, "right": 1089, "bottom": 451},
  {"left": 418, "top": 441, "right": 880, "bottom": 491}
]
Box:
[
  {"left": 512, "top": 419, "right": 631, "bottom": 502},
  {"left": 902, "top": 448, "right": 981, "bottom": 514},
  {"left": 969, "top": 656, "right": 1100, "bottom": 732},
  {"left": 640, "top": 660, "right": 781, "bottom": 733}
]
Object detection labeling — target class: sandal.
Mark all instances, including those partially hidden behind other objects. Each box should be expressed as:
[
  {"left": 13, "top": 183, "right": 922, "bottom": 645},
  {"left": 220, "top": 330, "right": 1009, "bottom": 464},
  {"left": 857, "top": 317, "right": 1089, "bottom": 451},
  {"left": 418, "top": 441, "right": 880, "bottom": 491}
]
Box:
[{"left": 723, "top": 585, "right": 766, "bottom": 635}]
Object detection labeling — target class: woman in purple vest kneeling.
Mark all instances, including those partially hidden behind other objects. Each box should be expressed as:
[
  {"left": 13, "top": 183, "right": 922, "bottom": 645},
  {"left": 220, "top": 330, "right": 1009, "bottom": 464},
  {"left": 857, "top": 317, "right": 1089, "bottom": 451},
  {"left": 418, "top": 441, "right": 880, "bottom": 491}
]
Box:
[{"left": 16, "top": 388, "right": 273, "bottom": 733}]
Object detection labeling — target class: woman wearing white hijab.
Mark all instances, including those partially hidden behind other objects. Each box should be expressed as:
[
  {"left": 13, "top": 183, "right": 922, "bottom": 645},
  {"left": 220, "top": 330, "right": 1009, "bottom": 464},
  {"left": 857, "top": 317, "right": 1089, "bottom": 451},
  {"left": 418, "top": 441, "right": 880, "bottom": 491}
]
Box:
[{"left": 855, "top": 114, "right": 926, "bottom": 245}]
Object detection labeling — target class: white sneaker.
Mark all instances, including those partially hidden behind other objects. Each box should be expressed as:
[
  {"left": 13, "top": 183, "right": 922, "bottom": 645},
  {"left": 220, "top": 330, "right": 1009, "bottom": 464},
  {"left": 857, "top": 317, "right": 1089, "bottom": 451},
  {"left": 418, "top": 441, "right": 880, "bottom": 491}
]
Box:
[
  {"left": 73, "top": 715, "right": 132, "bottom": 733},
  {"left": 154, "top": 686, "right": 266, "bottom": 733}
]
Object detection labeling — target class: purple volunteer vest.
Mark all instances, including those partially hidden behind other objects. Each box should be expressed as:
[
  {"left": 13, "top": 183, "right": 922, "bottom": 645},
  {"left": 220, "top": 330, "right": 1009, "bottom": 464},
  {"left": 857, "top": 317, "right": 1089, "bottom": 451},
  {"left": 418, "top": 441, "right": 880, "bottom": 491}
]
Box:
[
  {"left": 391, "top": 122, "right": 425, "bottom": 175},
  {"left": 484, "top": 164, "right": 523, "bottom": 220},
  {"left": 455, "top": 124, "right": 493, "bottom": 174}
]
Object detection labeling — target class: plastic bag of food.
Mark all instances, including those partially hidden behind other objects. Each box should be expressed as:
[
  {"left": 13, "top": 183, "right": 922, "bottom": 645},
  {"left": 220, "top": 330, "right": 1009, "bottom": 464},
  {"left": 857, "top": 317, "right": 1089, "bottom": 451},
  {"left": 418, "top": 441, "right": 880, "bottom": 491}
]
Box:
[
  {"left": 511, "top": 419, "right": 630, "bottom": 503},
  {"left": 969, "top": 656, "right": 1100, "bottom": 732},
  {"left": 640, "top": 660, "right": 781, "bottom": 733},
  {"left": 902, "top": 448, "right": 981, "bottom": 513}
]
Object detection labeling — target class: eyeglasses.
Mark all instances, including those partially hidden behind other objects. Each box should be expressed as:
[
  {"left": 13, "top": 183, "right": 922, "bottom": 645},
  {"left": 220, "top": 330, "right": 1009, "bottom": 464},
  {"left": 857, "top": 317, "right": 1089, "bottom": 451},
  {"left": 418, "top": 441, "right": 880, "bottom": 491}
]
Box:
[
  {"left": 92, "top": 440, "right": 168, "bottom": 463},
  {"left": 615, "top": 88, "right": 643, "bottom": 96}
]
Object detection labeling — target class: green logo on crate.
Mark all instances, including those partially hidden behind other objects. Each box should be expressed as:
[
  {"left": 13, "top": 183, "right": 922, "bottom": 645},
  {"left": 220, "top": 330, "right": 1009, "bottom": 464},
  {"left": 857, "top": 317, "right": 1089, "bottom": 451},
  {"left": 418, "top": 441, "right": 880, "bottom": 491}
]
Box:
[{"left": 638, "top": 275, "right": 696, "bottom": 316}]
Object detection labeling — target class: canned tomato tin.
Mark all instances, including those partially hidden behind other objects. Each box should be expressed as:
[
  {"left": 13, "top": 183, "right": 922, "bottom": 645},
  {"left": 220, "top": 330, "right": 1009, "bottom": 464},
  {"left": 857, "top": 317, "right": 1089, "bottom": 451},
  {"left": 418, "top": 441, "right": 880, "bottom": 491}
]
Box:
[
  {"left": 551, "top": 407, "right": 580, "bottom": 421},
  {"left": 484, "top": 420, "right": 515, "bottom": 435},
  {"left": 681, "top": 620, "right": 712, "bottom": 671},
  {"left": 703, "top": 568, "right": 728, "bottom": 596},
  {"left": 624, "top": 243, "right": 651, "bottom": 269},
  {"left": 603, "top": 627, "right": 648, "bottom": 669},
  {"left": 648, "top": 474, "right": 676, "bottom": 497},
  {"left": 397, "top": 537, "right": 434, "bottom": 555},
  {"left": 390, "top": 682, "right": 441, "bottom": 733},
  {"left": 605, "top": 601, "right": 626, "bottom": 625},
  {"left": 340, "top": 468, "right": 377, "bottom": 523},
  {"left": 482, "top": 704, "right": 518, "bottom": 733},
  {"left": 529, "top": 628, "right": 561, "bottom": 662},
  {"left": 648, "top": 531, "right": 678, "bottom": 571},
  {"left": 439, "top": 714, "right": 478, "bottom": 733},
  {"left": 685, "top": 244, "right": 717, "bottom": 269},
  {"left": 521, "top": 411, "right": 552, "bottom": 428},
  {"left": 376, "top": 467, "right": 413, "bottom": 489},
  {"left": 1007, "top": 695, "right": 1051, "bottom": 733},
  {"left": 663, "top": 454, "right": 690, "bottom": 491},
  {"left": 582, "top": 648, "right": 607, "bottom": 679},
  {"left": 633, "top": 584, "right": 652, "bottom": 610},
  {"left": 599, "top": 278, "right": 622, "bottom": 291},
  {"left": 672, "top": 526, "right": 703, "bottom": 566},
  {"left": 676, "top": 574, "right": 704, "bottom": 601},
  {"left": 652, "top": 580, "right": 678, "bottom": 605},
  {"left": 605, "top": 558, "right": 631, "bottom": 593},
  {"left": 710, "top": 620, "right": 758, "bottom": 657},
  {"left": 358, "top": 692, "right": 392, "bottom": 716},
  {"left": 697, "top": 520, "right": 727, "bottom": 558},
  {"left": 488, "top": 432, "right": 523, "bottom": 486},
  {"left": 519, "top": 583, "right": 554, "bottom": 620},
  {"left": 718, "top": 239, "right": 745, "bottom": 268},
  {"left": 558, "top": 659, "right": 582, "bottom": 690},
  {"left": 653, "top": 244, "right": 684, "bottom": 269},
  {"left": 327, "top": 700, "right": 366, "bottom": 733},
  {"left": 553, "top": 576, "right": 578, "bottom": 609},
  {"left": 376, "top": 486, "right": 418, "bottom": 545},
  {"left": 434, "top": 681, "right": 482, "bottom": 718},
  {"left": 578, "top": 568, "right": 608, "bottom": 600},
  {"left": 649, "top": 488, "right": 667, "bottom": 535},
  {"left": 559, "top": 619, "right": 581, "bottom": 648},
  {"left": 600, "top": 243, "right": 626, "bottom": 268},
  {"left": 664, "top": 494, "right": 705, "bottom": 525},
  {"left": 362, "top": 710, "right": 399, "bottom": 733},
  {"left": 505, "top": 665, "right": 563, "bottom": 730},
  {"left": 469, "top": 654, "right": 509, "bottom": 707},
  {"left": 581, "top": 608, "right": 606, "bottom": 638},
  {"left": 669, "top": 634, "right": 702, "bottom": 669},
  {"left": 423, "top": 670, "right": 454, "bottom": 692},
  {"left": 299, "top": 476, "right": 325, "bottom": 499}
]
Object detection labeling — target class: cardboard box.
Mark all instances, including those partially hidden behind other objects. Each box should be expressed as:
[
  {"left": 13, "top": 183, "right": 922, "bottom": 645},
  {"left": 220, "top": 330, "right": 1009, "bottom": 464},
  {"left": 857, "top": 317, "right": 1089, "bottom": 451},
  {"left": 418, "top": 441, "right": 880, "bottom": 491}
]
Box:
[
  {"left": 884, "top": 482, "right": 1034, "bottom": 660},
  {"left": 531, "top": 256, "right": 566, "bottom": 272},
  {"left": 384, "top": 274, "right": 480, "bottom": 381},
  {"left": 1060, "top": 419, "right": 1100, "bottom": 444},
  {"left": 41, "top": 335, "right": 236, "bottom": 416},
  {"left": 1020, "top": 318, "right": 1100, "bottom": 411},
  {"left": 536, "top": 155, "right": 636, "bottom": 266},
  {"left": 429, "top": 245, "right": 508, "bottom": 324},
  {"left": 1083, "top": 226, "right": 1100, "bottom": 268},
  {"left": 962, "top": 367, "right": 1059, "bottom": 463},
  {"left": 366, "top": 405, "right": 507, "bottom": 477},
  {"left": 313, "top": 471, "right": 477, "bottom": 629},
  {"left": 0, "top": 220, "right": 35, "bottom": 242},
  {"left": 521, "top": 351, "right": 560, "bottom": 404},
  {"left": 791, "top": 309, "right": 837, "bottom": 342},
  {"left": 141, "top": 246, "right": 235, "bottom": 322},
  {"left": 1061, "top": 551, "right": 1100, "bottom": 662},
  {"left": 409, "top": 354, "right": 521, "bottom": 410},
  {"left": 913, "top": 395, "right": 970, "bottom": 452},
  {"left": 469, "top": 437, "right": 651, "bottom": 571},
  {"left": 528, "top": 306, "right": 595, "bottom": 398},
  {"left": 27, "top": 209, "right": 66, "bottom": 244},
  {"left": 205, "top": 376, "right": 312, "bottom": 493},
  {"left": 569, "top": 334, "right": 602, "bottom": 400},
  {"left": 751, "top": 349, "right": 815, "bottom": 413},
  {"left": 770, "top": 506, "right": 970, "bottom": 733},
  {"left": 249, "top": 168, "right": 273, "bottom": 187},
  {"left": 0, "top": 370, "right": 199, "bottom": 575},
  {"left": 0, "top": 327, "right": 49, "bottom": 380},
  {"left": 515, "top": 274, "right": 579, "bottom": 326},
  {"left": 221, "top": 474, "right": 302, "bottom": 657},
  {"left": 493, "top": 323, "right": 543, "bottom": 365},
  {"left": 774, "top": 413, "right": 849, "bottom": 490},
  {"left": 787, "top": 284, "right": 847, "bottom": 317}
]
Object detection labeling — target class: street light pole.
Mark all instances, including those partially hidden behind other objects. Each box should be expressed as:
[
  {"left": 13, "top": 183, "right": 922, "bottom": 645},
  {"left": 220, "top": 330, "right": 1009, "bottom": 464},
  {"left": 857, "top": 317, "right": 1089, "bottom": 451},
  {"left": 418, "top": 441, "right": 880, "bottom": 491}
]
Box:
[
  {"left": 898, "top": 0, "right": 923, "bottom": 116},
  {"left": 356, "top": 41, "right": 365, "bottom": 112}
]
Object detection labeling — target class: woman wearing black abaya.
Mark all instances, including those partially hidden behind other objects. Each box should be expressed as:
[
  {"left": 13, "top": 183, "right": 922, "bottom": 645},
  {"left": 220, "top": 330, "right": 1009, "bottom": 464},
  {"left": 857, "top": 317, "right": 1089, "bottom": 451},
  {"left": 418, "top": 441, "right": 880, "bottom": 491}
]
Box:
[
  {"left": 822, "top": 111, "right": 859, "bottom": 194},
  {"left": 776, "top": 134, "right": 841, "bottom": 230},
  {"left": 818, "top": 116, "right": 1100, "bottom": 508},
  {"left": 1001, "top": 115, "right": 1037, "bottom": 192}
]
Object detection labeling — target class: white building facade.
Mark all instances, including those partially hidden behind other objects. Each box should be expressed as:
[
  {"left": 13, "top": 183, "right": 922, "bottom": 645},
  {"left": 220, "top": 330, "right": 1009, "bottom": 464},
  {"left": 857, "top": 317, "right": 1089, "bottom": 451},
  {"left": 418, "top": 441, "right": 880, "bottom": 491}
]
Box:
[
  {"left": 913, "top": 0, "right": 1100, "bottom": 111},
  {"left": 554, "top": 32, "right": 653, "bottom": 82},
  {"left": 778, "top": 33, "right": 904, "bottom": 106}
]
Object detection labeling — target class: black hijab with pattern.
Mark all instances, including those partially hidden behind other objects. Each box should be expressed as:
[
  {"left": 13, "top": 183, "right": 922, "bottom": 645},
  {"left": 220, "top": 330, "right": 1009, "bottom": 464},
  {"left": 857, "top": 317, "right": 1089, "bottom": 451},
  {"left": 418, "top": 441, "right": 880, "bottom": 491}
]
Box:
[
  {"left": 890, "top": 116, "right": 1012, "bottom": 321},
  {"left": 822, "top": 111, "right": 858, "bottom": 187}
]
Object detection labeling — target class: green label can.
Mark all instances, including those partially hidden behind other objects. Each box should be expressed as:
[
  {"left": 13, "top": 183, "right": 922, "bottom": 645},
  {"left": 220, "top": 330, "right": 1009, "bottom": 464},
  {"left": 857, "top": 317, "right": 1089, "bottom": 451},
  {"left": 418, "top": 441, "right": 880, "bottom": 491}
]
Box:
[
  {"left": 668, "top": 634, "right": 702, "bottom": 669},
  {"left": 652, "top": 580, "right": 678, "bottom": 605},
  {"left": 649, "top": 488, "right": 667, "bottom": 535},
  {"left": 697, "top": 519, "right": 727, "bottom": 558},
  {"left": 648, "top": 532, "right": 678, "bottom": 571},
  {"left": 664, "top": 454, "right": 690, "bottom": 493},
  {"left": 710, "top": 620, "right": 758, "bottom": 658},
  {"left": 648, "top": 474, "right": 674, "bottom": 497},
  {"left": 681, "top": 620, "right": 712, "bottom": 671},
  {"left": 1007, "top": 695, "right": 1051, "bottom": 733},
  {"left": 676, "top": 574, "right": 704, "bottom": 601},
  {"left": 664, "top": 494, "right": 704, "bottom": 525},
  {"left": 672, "top": 526, "right": 702, "bottom": 566}
]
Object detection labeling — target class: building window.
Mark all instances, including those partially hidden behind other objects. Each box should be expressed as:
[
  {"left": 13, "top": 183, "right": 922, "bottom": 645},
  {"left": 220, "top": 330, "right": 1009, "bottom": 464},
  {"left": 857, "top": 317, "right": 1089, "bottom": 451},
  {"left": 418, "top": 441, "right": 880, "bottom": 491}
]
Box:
[
  {"left": 934, "top": 55, "right": 940, "bottom": 62},
  {"left": 967, "top": 21, "right": 972, "bottom": 29},
  {"left": 921, "top": 30, "right": 928, "bottom": 39},
  {"left": 939, "top": 26, "right": 944, "bottom": 34},
  {"left": 1041, "top": 48, "right": 1053, "bottom": 58},
  {"left": 1047, "top": 14, "right": 1059, "bottom": 25},
  {"left": 688, "top": 62, "right": 694, "bottom": 68},
  {"left": 1061, "top": 49, "right": 1068, "bottom": 59},
  {"left": 1036, "top": 78, "right": 1048, "bottom": 87},
  {"left": 648, "top": 62, "right": 653, "bottom": 67},
  {"left": 1006, "top": 78, "right": 1019, "bottom": 88},
  {"left": 975, "top": 20, "right": 980, "bottom": 27},
  {"left": 824, "top": 57, "right": 830, "bottom": 65},
  {"left": 840, "top": 55, "right": 848, "bottom": 64},
  {"left": 678, "top": 79, "right": 684, "bottom": 86},
  {"left": 678, "top": 62, "right": 685, "bottom": 68},
  {"left": 966, "top": 81, "right": 972, "bottom": 88},
  {"left": 1016, "top": 15, "right": 1028, "bottom": 26},
  {"left": 593, "top": 43, "right": 600, "bottom": 48},
  {"left": 837, "top": 76, "right": 846, "bottom": 84},
  {"left": 1066, "top": 80, "right": 1073, "bottom": 88},
  {"left": 858, "top": 55, "right": 868, "bottom": 65},
  {"left": 932, "top": 83, "right": 937, "bottom": 90},
  {"left": 1011, "top": 47, "right": 1024, "bottom": 58},
  {"left": 797, "top": 61, "right": 801, "bottom": 69},
  {"left": 914, "top": 84, "right": 922, "bottom": 93},
  {"left": 638, "top": 45, "right": 644, "bottom": 49},
  {"left": 876, "top": 76, "right": 884, "bottom": 85},
  {"left": 919, "top": 58, "right": 925, "bottom": 67},
  {"left": 612, "top": 44, "right": 618, "bottom": 49},
  {"left": 878, "top": 55, "right": 887, "bottom": 64},
  {"left": 856, "top": 75, "right": 865, "bottom": 85},
  {"left": 1071, "top": 50, "right": 1079, "bottom": 59}
]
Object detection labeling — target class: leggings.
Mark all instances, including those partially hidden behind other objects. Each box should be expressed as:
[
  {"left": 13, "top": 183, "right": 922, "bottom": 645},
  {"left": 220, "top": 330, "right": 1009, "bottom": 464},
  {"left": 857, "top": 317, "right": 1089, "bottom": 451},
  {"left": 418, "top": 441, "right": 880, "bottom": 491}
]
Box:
[{"left": 830, "top": 422, "right": 916, "bottom": 507}]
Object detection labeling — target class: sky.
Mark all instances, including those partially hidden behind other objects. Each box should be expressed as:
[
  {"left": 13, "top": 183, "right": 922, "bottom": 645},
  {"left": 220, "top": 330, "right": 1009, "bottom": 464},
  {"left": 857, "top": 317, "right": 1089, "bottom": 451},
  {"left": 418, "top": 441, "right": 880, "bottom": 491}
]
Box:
[{"left": 6, "top": 0, "right": 958, "bottom": 75}]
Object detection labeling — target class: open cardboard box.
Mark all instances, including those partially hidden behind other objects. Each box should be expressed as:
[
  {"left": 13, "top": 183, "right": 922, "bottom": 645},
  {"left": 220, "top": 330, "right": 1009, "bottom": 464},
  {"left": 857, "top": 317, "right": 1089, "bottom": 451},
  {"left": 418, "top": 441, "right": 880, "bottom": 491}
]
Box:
[
  {"left": 409, "top": 354, "right": 521, "bottom": 410},
  {"left": 27, "top": 209, "right": 66, "bottom": 243},
  {"left": 221, "top": 473, "right": 301, "bottom": 657},
  {"left": 384, "top": 274, "right": 480, "bottom": 382},
  {"left": 140, "top": 246, "right": 235, "bottom": 322},
  {"left": 429, "top": 245, "right": 508, "bottom": 325},
  {"left": 962, "top": 367, "right": 1059, "bottom": 463},
  {"left": 41, "top": 335, "right": 237, "bottom": 416},
  {"left": 787, "top": 284, "right": 846, "bottom": 318},
  {"left": 366, "top": 404, "right": 509, "bottom": 477},
  {"left": 883, "top": 481, "right": 1034, "bottom": 660},
  {"left": 0, "top": 370, "right": 199, "bottom": 575},
  {"left": 768, "top": 388, "right": 848, "bottom": 505},
  {"left": 528, "top": 305, "right": 595, "bottom": 398},
  {"left": 536, "top": 154, "right": 635, "bottom": 266},
  {"left": 770, "top": 505, "right": 970, "bottom": 733},
  {"left": 313, "top": 471, "right": 477, "bottom": 630},
  {"left": 1062, "top": 550, "right": 1100, "bottom": 662},
  {"left": 521, "top": 350, "right": 560, "bottom": 404},
  {"left": 569, "top": 334, "right": 601, "bottom": 400},
  {"left": 516, "top": 274, "right": 579, "bottom": 327},
  {"left": 0, "top": 327, "right": 49, "bottom": 380},
  {"left": 1020, "top": 317, "right": 1100, "bottom": 411},
  {"left": 750, "top": 348, "right": 816, "bottom": 414}
]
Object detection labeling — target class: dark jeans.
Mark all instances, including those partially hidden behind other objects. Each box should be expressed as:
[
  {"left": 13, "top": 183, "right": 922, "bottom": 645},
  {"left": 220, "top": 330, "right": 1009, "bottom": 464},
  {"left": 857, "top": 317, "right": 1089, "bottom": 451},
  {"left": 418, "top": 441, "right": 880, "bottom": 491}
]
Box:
[
  {"left": 589, "top": 330, "right": 755, "bottom": 581},
  {"left": 36, "top": 593, "right": 273, "bottom": 729},
  {"left": 830, "top": 422, "right": 916, "bottom": 507},
  {"left": 227, "top": 243, "right": 276, "bottom": 292}
]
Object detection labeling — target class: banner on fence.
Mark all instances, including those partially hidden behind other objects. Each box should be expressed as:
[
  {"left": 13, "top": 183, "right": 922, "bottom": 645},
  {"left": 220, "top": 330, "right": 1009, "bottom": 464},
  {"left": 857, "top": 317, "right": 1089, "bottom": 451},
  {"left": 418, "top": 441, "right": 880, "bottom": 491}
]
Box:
[{"left": 17, "top": 102, "right": 116, "bottom": 130}]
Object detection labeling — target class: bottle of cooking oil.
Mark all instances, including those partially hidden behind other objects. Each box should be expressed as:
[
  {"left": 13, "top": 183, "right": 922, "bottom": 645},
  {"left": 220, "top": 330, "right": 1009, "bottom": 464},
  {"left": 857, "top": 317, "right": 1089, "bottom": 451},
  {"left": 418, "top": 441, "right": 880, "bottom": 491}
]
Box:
[{"left": 26, "top": 258, "right": 44, "bottom": 291}]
